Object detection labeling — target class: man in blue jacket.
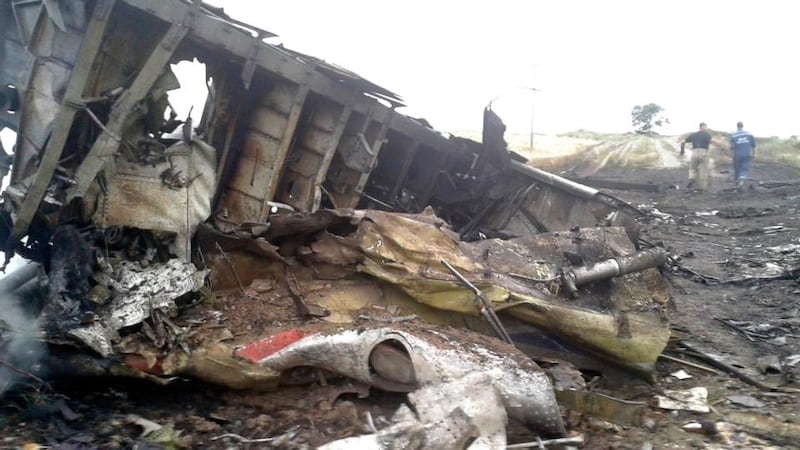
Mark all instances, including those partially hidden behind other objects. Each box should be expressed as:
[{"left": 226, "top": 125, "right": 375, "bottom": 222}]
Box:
[{"left": 729, "top": 122, "right": 757, "bottom": 192}]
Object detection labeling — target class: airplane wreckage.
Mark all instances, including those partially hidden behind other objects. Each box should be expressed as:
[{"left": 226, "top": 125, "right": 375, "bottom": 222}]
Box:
[{"left": 0, "top": 0, "right": 672, "bottom": 446}]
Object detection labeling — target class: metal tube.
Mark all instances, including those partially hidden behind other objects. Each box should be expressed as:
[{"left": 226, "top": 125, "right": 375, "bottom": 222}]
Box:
[
  {"left": 570, "top": 248, "right": 666, "bottom": 287},
  {"left": 510, "top": 160, "right": 599, "bottom": 200},
  {"left": 0, "top": 262, "right": 41, "bottom": 293},
  {"left": 571, "top": 259, "right": 621, "bottom": 285},
  {"left": 12, "top": 276, "right": 46, "bottom": 300},
  {"left": 615, "top": 247, "right": 668, "bottom": 274}
]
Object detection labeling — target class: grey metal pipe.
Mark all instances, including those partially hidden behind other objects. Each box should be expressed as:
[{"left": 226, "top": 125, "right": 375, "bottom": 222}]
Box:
[
  {"left": 562, "top": 248, "right": 667, "bottom": 295},
  {"left": 0, "top": 262, "right": 41, "bottom": 293},
  {"left": 614, "top": 247, "right": 668, "bottom": 274},
  {"left": 510, "top": 160, "right": 599, "bottom": 200},
  {"left": 571, "top": 259, "right": 623, "bottom": 285},
  {"left": 12, "top": 276, "right": 47, "bottom": 300}
]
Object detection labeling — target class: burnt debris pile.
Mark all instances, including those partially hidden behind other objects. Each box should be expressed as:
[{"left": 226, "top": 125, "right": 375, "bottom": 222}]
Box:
[{"left": 0, "top": 0, "right": 674, "bottom": 446}]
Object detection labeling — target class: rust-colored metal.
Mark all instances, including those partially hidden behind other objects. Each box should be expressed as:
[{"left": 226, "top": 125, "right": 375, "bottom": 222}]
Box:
[
  {"left": 275, "top": 99, "right": 351, "bottom": 211},
  {"left": 218, "top": 82, "right": 308, "bottom": 224}
]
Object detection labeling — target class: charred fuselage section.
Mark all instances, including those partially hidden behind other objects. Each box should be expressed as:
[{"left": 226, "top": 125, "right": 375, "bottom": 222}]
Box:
[
  {"left": 0, "top": 0, "right": 640, "bottom": 265},
  {"left": 0, "top": 0, "right": 667, "bottom": 399}
]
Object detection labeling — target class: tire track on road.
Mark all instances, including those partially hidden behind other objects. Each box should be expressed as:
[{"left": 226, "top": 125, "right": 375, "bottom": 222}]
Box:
[{"left": 654, "top": 138, "right": 684, "bottom": 168}]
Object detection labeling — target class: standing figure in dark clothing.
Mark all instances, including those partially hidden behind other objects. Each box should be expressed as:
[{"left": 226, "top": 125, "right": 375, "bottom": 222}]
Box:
[
  {"left": 729, "top": 121, "right": 757, "bottom": 192},
  {"left": 680, "top": 122, "right": 712, "bottom": 191}
]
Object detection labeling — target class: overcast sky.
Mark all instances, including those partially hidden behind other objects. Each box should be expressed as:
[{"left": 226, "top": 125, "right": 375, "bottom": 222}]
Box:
[{"left": 202, "top": 0, "right": 797, "bottom": 138}]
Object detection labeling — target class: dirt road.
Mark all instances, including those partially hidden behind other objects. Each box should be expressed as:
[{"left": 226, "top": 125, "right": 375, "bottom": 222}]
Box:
[
  {"left": 565, "top": 135, "right": 685, "bottom": 178},
  {"left": 654, "top": 138, "right": 683, "bottom": 168}
]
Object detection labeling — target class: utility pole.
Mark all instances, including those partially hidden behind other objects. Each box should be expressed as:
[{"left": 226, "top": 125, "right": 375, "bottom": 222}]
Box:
[
  {"left": 486, "top": 85, "right": 540, "bottom": 150},
  {"left": 525, "top": 87, "right": 539, "bottom": 151},
  {"left": 529, "top": 93, "right": 534, "bottom": 150}
]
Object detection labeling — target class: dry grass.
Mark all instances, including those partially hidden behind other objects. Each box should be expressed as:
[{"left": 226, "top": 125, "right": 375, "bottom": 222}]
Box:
[
  {"left": 756, "top": 137, "right": 800, "bottom": 167},
  {"left": 509, "top": 133, "right": 601, "bottom": 161},
  {"left": 447, "top": 129, "right": 800, "bottom": 170},
  {"left": 615, "top": 139, "right": 660, "bottom": 167}
]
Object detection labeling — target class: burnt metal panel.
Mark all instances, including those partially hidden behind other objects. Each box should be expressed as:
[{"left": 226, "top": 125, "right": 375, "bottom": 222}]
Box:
[
  {"left": 482, "top": 170, "right": 612, "bottom": 236},
  {"left": 323, "top": 107, "right": 393, "bottom": 209},
  {"left": 275, "top": 47, "right": 404, "bottom": 106},
  {"left": 275, "top": 98, "right": 352, "bottom": 211},
  {"left": 522, "top": 187, "right": 601, "bottom": 231},
  {"left": 404, "top": 146, "right": 450, "bottom": 206},
  {"left": 10, "top": 0, "right": 92, "bottom": 181},
  {"left": 65, "top": 19, "right": 189, "bottom": 201},
  {"left": 8, "top": 0, "right": 111, "bottom": 244},
  {"left": 93, "top": 140, "right": 217, "bottom": 260},
  {"left": 388, "top": 140, "right": 420, "bottom": 204},
  {"left": 82, "top": 6, "right": 165, "bottom": 98},
  {"left": 351, "top": 120, "right": 390, "bottom": 207},
  {"left": 0, "top": 3, "right": 29, "bottom": 130},
  {"left": 217, "top": 81, "right": 309, "bottom": 223}
]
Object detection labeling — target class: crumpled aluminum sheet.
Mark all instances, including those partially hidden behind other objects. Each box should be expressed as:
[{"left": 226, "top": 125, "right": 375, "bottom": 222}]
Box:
[
  {"left": 68, "top": 322, "right": 116, "bottom": 357},
  {"left": 656, "top": 387, "right": 710, "bottom": 413},
  {"left": 319, "top": 372, "right": 508, "bottom": 450},
  {"left": 70, "top": 259, "right": 207, "bottom": 356},
  {"left": 105, "top": 259, "right": 206, "bottom": 329},
  {"left": 250, "top": 327, "right": 565, "bottom": 437},
  {"left": 274, "top": 208, "right": 671, "bottom": 376}
]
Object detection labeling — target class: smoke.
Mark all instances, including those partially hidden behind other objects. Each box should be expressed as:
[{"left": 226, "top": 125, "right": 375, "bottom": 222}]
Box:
[{"left": 0, "top": 291, "right": 45, "bottom": 395}]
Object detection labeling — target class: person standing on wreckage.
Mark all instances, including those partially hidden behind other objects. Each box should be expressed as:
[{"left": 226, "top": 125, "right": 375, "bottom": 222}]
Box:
[
  {"left": 680, "top": 122, "right": 713, "bottom": 192},
  {"left": 729, "top": 121, "right": 757, "bottom": 192}
]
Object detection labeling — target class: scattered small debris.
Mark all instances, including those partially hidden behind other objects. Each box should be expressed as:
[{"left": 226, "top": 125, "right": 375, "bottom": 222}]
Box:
[
  {"left": 126, "top": 414, "right": 188, "bottom": 449},
  {"left": 505, "top": 435, "right": 585, "bottom": 449},
  {"left": 185, "top": 416, "right": 220, "bottom": 434},
  {"left": 210, "top": 432, "right": 277, "bottom": 444},
  {"left": 670, "top": 370, "right": 693, "bottom": 380},
  {"left": 682, "top": 421, "right": 719, "bottom": 436},
  {"left": 726, "top": 395, "right": 766, "bottom": 408},
  {"left": 554, "top": 389, "right": 647, "bottom": 427},
  {"left": 694, "top": 210, "right": 719, "bottom": 217},
  {"left": 756, "top": 355, "right": 783, "bottom": 374},
  {"left": 655, "top": 387, "right": 710, "bottom": 413},
  {"left": 769, "top": 336, "right": 788, "bottom": 346},
  {"left": 658, "top": 354, "right": 720, "bottom": 375},
  {"left": 728, "top": 412, "right": 800, "bottom": 444},
  {"left": 678, "top": 341, "right": 782, "bottom": 391}
]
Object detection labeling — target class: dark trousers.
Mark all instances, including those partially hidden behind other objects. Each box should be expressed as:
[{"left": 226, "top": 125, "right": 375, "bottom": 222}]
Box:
[{"left": 733, "top": 153, "right": 751, "bottom": 182}]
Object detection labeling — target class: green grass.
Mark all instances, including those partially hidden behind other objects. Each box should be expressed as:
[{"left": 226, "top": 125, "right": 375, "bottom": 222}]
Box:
[{"left": 755, "top": 137, "right": 800, "bottom": 167}]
